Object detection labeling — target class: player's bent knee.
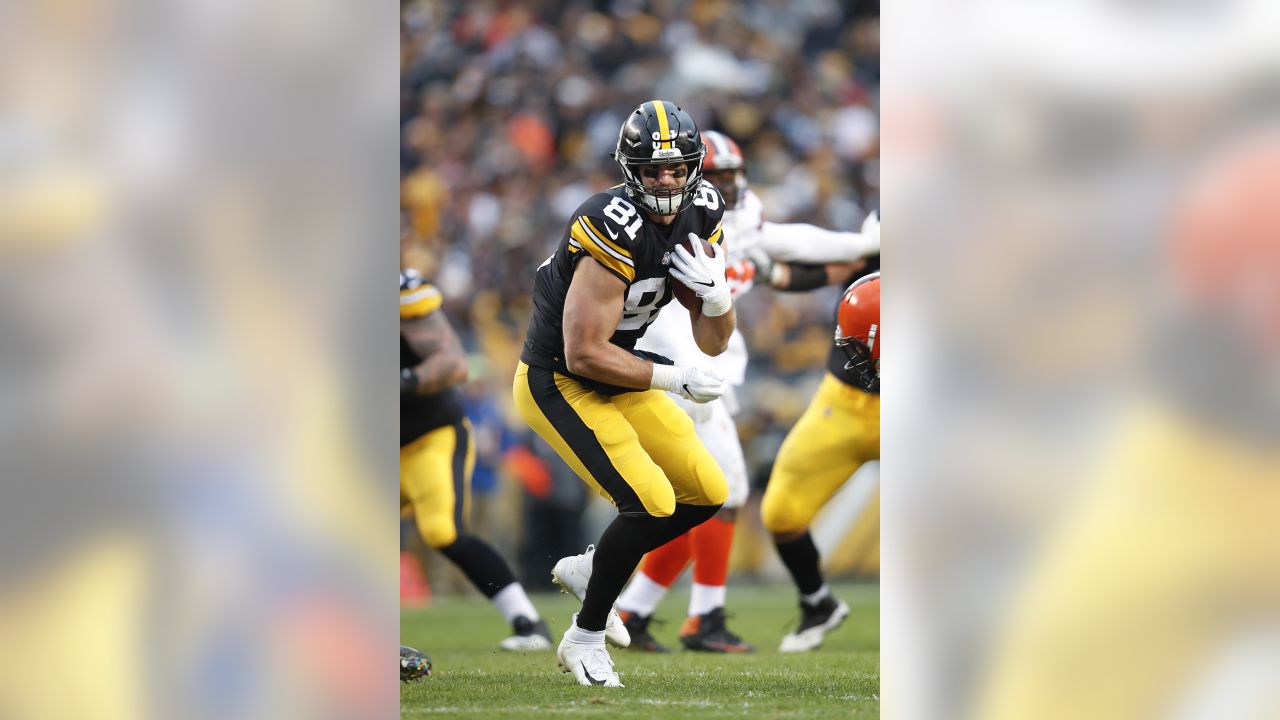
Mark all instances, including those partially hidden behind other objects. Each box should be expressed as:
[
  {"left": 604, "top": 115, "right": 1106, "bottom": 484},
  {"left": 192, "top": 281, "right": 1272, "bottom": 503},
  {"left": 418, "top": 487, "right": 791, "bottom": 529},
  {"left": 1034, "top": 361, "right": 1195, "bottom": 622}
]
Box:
[
  {"left": 692, "top": 455, "right": 729, "bottom": 506},
  {"left": 418, "top": 518, "right": 459, "bottom": 549},
  {"left": 760, "top": 495, "right": 805, "bottom": 535},
  {"left": 704, "top": 475, "right": 729, "bottom": 507},
  {"left": 641, "top": 487, "right": 677, "bottom": 518}
]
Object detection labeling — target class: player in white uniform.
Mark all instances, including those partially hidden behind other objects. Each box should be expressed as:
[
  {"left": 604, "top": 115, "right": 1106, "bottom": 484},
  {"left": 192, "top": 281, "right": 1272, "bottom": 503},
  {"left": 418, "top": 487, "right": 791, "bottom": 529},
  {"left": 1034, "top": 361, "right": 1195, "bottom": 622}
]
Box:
[{"left": 616, "top": 131, "right": 880, "bottom": 652}]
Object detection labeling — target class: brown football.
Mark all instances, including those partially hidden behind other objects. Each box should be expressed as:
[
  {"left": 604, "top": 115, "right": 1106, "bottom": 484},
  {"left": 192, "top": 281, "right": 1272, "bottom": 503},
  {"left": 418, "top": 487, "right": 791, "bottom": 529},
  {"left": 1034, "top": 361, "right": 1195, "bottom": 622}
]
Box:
[{"left": 670, "top": 236, "right": 716, "bottom": 311}]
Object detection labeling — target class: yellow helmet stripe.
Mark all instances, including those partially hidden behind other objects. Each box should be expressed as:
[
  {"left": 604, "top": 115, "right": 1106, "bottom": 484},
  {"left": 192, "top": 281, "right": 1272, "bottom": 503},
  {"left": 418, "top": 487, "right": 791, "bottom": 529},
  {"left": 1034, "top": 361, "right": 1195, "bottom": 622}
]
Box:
[
  {"left": 652, "top": 100, "right": 673, "bottom": 149},
  {"left": 399, "top": 284, "right": 442, "bottom": 318}
]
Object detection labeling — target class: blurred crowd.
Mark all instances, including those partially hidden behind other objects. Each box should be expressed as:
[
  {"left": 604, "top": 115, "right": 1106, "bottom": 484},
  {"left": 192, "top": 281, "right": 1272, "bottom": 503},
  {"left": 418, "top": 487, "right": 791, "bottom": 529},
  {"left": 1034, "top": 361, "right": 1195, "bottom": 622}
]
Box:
[{"left": 399, "top": 0, "right": 879, "bottom": 583}]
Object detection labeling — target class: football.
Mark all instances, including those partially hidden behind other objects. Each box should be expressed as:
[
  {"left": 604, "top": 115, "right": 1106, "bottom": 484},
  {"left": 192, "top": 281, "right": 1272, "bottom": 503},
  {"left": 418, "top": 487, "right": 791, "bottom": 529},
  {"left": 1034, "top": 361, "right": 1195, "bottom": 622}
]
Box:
[{"left": 670, "top": 235, "right": 716, "bottom": 310}]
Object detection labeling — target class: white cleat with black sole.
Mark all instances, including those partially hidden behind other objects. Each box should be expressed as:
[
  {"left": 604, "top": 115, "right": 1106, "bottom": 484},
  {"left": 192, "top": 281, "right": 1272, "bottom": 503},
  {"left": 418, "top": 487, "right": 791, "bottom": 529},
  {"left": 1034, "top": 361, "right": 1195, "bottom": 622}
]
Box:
[
  {"left": 779, "top": 596, "right": 851, "bottom": 653},
  {"left": 557, "top": 617, "right": 624, "bottom": 688},
  {"left": 551, "top": 545, "right": 631, "bottom": 648}
]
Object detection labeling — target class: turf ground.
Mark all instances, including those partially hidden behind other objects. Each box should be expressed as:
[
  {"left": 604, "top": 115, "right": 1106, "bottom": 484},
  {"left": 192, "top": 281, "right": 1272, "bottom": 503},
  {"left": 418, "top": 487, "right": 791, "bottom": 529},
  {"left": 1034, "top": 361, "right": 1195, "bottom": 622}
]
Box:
[{"left": 401, "top": 581, "right": 878, "bottom": 718}]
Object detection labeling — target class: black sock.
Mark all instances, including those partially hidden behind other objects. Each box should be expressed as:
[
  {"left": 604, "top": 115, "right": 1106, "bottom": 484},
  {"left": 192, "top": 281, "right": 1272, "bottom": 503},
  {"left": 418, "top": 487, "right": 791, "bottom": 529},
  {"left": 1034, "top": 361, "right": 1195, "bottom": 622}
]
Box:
[
  {"left": 438, "top": 533, "right": 517, "bottom": 599},
  {"left": 578, "top": 503, "right": 722, "bottom": 631},
  {"left": 775, "top": 531, "right": 824, "bottom": 598}
]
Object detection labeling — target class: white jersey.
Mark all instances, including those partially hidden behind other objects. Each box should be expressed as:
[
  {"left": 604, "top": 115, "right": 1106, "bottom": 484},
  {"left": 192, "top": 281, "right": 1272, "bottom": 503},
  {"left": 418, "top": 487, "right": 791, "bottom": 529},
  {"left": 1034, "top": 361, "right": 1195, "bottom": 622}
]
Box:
[
  {"left": 638, "top": 189, "right": 877, "bottom": 388},
  {"left": 724, "top": 188, "right": 768, "bottom": 260}
]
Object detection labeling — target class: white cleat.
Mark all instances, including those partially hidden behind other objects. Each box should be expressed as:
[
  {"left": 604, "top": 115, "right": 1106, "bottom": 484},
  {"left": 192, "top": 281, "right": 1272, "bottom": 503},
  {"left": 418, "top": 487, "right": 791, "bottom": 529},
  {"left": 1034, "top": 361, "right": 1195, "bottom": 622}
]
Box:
[
  {"left": 498, "top": 616, "right": 553, "bottom": 651},
  {"left": 551, "top": 545, "right": 631, "bottom": 648},
  {"left": 500, "top": 633, "right": 553, "bottom": 651},
  {"left": 779, "top": 597, "right": 851, "bottom": 653},
  {"left": 557, "top": 619, "right": 624, "bottom": 688}
]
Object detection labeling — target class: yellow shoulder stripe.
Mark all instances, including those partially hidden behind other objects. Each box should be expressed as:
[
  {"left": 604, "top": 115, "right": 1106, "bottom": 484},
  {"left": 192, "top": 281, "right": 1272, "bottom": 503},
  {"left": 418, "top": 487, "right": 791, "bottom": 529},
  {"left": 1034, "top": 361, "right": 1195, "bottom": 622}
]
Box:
[
  {"left": 707, "top": 221, "right": 723, "bottom": 245},
  {"left": 570, "top": 220, "right": 635, "bottom": 283},
  {"left": 575, "top": 218, "right": 634, "bottom": 269},
  {"left": 581, "top": 217, "right": 632, "bottom": 259},
  {"left": 400, "top": 284, "right": 442, "bottom": 319}
]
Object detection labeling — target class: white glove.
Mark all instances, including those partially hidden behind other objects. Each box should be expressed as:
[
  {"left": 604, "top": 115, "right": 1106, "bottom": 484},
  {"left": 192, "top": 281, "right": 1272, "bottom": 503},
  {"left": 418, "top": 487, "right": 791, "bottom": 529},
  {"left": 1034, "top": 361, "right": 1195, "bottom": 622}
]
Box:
[
  {"left": 649, "top": 363, "right": 726, "bottom": 404},
  {"left": 860, "top": 211, "right": 880, "bottom": 253},
  {"left": 670, "top": 234, "right": 732, "bottom": 317},
  {"left": 746, "top": 247, "right": 780, "bottom": 288}
]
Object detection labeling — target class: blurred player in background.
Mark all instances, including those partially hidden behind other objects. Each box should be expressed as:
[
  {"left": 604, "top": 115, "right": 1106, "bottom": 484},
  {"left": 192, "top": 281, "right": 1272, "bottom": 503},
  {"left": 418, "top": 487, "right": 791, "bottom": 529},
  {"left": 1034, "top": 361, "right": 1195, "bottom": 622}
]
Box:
[
  {"left": 512, "top": 101, "right": 733, "bottom": 687},
  {"left": 762, "top": 272, "right": 880, "bottom": 652},
  {"left": 616, "top": 131, "right": 880, "bottom": 653},
  {"left": 400, "top": 269, "right": 552, "bottom": 651},
  {"left": 973, "top": 132, "right": 1280, "bottom": 720}
]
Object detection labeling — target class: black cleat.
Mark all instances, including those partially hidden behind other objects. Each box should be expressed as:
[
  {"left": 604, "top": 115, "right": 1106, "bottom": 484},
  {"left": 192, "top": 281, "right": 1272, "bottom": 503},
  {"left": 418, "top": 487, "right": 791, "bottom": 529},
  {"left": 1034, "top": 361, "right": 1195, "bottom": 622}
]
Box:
[
  {"left": 618, "top": 610, "right": 670, "bottom": 653},
  {"left": 779, "top": 595, "right": 850, "bottom": 652},
  {"left": 679, "top": 607, "right": 755, "bottom": 653}
]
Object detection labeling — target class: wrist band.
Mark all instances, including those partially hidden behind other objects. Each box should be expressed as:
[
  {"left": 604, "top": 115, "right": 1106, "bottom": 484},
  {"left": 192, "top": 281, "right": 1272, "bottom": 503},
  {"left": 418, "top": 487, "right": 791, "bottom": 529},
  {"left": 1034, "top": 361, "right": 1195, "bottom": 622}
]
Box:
[{"left": 649, "top": 363, "right": 681, "bottom": 392}]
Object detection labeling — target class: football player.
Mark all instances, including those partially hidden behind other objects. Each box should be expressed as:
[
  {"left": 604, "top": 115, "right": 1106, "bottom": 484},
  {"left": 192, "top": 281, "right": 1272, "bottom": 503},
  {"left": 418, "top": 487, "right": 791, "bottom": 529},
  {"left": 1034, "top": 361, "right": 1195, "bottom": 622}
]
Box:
[
  {"left": 400, "top": 269, "right": 551, "bottom": 651},
  {"left": 512, "top": 101, "right": 734, "bottom": 687},
  {"left": 974, "top": 133, "right": 1280, "bottom": 719},
  {"left": 614, "top": 131, "right": 880, "bottom": 652},
  {"left": 761, "top": 272, "right": 880, "bottom": 652}
]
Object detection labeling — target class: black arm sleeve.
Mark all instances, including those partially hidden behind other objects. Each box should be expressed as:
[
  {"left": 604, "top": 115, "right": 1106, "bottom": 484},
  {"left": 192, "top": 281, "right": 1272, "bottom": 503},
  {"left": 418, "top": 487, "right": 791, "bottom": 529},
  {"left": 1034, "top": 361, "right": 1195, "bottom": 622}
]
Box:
[{"left": 777, "top": 263, "right": 829, "bottom": 292}]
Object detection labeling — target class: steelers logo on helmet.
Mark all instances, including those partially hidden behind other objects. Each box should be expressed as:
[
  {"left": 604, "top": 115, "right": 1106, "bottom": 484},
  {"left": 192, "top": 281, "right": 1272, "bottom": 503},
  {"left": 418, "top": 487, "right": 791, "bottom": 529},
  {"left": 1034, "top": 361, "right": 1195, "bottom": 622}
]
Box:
[
  {"left": 835, "top": 272, "right": 880, "bottom": 393},
  {"left": 613, "top": 100, "right": 706, "bottom": 216}
]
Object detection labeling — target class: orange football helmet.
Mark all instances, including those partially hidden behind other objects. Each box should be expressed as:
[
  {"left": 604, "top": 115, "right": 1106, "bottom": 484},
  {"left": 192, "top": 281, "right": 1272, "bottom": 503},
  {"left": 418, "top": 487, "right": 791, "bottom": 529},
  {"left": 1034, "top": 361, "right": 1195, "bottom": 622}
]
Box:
[
  {"left": 701, "top": 130, "right": 747, "bottom": 209},
  {"left": 835, "top": 272, "right": 880, "bottom": 392}
]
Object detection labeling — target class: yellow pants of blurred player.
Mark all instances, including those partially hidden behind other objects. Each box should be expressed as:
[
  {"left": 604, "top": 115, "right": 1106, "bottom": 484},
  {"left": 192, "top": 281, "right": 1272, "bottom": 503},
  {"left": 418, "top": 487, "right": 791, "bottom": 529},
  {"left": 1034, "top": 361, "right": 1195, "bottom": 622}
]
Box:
[
  {"left": 513, "top": 361, "right": 727, "bottom": 517},
  {"left": 974, "top": 405, "right": 1280, "bottom": 719},
  {"left": 399, "top": 418, "right": 476, "bottom": 548},
  {"left": 761, "top": 372, "right": 880, "bottom": 534}
]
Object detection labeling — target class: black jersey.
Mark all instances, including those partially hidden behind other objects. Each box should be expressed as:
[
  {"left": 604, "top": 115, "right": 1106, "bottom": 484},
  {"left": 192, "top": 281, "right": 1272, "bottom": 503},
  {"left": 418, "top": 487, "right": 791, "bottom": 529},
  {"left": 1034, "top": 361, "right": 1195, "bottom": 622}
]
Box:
[
  {"left": 520, "top": 183, "right": 725, "bottom": 395},
  {"left": 400, "top": 271, "right": 466, "bottom": 445}
]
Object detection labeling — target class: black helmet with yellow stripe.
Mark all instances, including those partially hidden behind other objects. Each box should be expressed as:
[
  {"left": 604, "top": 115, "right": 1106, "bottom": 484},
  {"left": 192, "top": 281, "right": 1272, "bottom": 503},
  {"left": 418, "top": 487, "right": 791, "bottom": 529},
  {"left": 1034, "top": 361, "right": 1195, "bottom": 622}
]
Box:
[
  {"left": 613, "top": 100, "right": 706, "bottom": 216},
  {"left": 399, "top": 268, "right": 442, "bottom": 319}
]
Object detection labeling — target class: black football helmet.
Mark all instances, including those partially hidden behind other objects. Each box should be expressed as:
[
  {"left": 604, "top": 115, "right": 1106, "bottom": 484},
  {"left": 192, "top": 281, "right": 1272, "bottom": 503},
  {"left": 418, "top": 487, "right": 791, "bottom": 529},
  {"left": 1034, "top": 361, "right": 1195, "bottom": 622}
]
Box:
[
  {"left": 400, "top": 645, "right": 432, "bottom": 682},
  {"left": 613, "top": 100, "right": 706, "bottom": 215}
]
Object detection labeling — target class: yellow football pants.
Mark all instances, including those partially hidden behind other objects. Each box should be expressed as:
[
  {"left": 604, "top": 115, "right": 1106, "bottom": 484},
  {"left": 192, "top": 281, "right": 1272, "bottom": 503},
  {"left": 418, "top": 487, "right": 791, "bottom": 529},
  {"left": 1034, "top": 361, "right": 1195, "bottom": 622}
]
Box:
[
  {"left": 761, "top": 372, "right": 880, "bottom": 534},
  {"left": 399, "top": 419, "right": 476, "bottom": 548},
  {"left": 513, "top": 362, "right": 727, "bottom": 517}
]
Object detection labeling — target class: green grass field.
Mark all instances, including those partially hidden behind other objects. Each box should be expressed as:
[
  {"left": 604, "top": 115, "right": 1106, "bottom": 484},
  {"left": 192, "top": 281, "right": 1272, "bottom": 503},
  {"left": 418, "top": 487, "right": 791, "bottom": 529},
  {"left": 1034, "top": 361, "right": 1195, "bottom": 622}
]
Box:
[{"left": 401, "top": 581, "right": 878, "bottom": 718}]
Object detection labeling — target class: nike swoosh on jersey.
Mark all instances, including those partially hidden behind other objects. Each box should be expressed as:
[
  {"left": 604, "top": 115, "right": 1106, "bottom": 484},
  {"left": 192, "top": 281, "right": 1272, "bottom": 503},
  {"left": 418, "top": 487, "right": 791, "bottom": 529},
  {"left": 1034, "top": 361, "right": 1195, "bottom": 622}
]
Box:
[{"left": 603, "top": 223, "right": 620, "bottom": 240}]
